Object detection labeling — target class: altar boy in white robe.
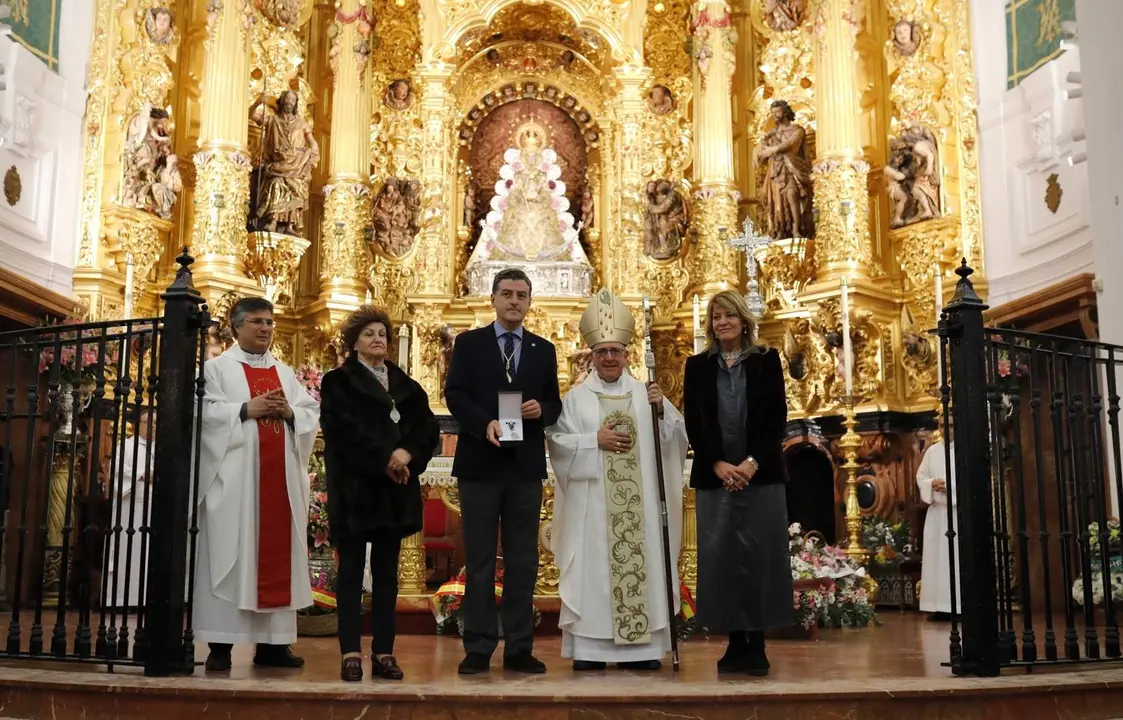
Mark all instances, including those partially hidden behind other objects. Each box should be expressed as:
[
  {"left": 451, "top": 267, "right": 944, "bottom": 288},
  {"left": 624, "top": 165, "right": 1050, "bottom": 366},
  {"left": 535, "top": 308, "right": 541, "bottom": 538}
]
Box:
[
  {"left": 194, "top": 297, "right": 320, "bottom": 672},
  {"left": 917, "top": 413, "right": 959, "bottom": 620},
  {"left": 547, "top": 289, "right": 688, "bottom": 671}
]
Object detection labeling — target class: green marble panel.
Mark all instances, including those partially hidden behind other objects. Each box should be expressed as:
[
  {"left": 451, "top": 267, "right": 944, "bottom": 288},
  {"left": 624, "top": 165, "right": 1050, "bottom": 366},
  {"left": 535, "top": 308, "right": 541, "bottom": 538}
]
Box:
[
  {"left": 5, "top": 0, "right": 61, "bottom": 72},
  {"left": 1006, "top": 0, "right": 1077, "bottom": 89}
]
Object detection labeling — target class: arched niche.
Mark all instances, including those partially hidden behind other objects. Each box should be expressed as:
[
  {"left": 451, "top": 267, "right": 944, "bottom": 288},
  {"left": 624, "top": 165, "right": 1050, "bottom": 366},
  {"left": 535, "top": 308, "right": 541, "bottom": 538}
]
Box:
[{"left": 782, "top": 425, "right": 839, "bottom": 543}]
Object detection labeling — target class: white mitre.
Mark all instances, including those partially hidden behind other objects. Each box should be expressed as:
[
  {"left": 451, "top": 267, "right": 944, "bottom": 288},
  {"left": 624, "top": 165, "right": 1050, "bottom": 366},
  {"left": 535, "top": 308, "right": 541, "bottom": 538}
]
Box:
[{"left": 579, "top": 288, "right": 635, "bottom": 348}]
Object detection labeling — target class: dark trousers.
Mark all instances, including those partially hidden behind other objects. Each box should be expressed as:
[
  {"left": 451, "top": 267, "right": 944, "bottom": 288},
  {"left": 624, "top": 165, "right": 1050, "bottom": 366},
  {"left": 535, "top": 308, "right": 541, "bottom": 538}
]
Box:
[
  {"left": 457, "top": 473, "right": 542, "bottom": 658},
  {"left": 335, "top": 533, "right": 402, "bottom": 656}
]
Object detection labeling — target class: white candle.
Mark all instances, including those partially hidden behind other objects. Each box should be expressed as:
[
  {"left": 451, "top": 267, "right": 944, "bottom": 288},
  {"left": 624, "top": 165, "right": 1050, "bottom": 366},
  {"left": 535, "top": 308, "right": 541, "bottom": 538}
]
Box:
[
  {"left": 692, "top": 294, "right": 701, "bottom": 334},
  {"left": 123, "top": 255, "right": 135, "bottom": 319},
  {"left": 365, "top": 289, "right": 372, "bottom": 305},
  {"left": 398, "top": 324, "right": 409, "bottom": 367},
  {"left": 841, "top": 279, "right": 853, "bottom": 397},
  {"left": 934, "top": 264, "right": 943, "bottom": 325}
]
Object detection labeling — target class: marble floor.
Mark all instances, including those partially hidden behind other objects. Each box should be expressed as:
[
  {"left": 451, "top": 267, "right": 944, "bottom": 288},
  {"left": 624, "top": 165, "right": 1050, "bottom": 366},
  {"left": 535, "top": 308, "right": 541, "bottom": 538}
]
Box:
[{"left": 0, "top": 613, "right": 1122, "bottom": 719}]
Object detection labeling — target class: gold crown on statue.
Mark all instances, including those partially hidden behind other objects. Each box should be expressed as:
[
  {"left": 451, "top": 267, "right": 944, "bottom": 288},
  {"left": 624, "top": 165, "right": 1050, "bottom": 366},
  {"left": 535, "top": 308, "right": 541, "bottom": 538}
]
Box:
[{"left": 579, "top": 288, "right": 635, "bottom": 347}]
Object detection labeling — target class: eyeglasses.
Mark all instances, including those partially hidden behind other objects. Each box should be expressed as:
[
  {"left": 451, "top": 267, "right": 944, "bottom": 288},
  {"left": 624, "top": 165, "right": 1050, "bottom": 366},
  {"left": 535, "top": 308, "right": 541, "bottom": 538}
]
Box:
[{"left": 593, "top": 347, "right": 625, "bottom": 358}]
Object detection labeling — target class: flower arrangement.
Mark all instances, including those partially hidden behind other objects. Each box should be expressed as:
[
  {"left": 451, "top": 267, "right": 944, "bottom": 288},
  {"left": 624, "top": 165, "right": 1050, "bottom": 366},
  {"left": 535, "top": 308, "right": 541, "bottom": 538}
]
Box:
[
  {"left": 1088, "top": 518, "right": 1122, "bottom": 554},
  {"left": 1072, "top": 518, "right": 1122, "bottom": 607},
  {"left": 789, "top": 523, "right": 879, "bottom": 630},
  {"left": 36, "top": 317, "right": 119, "bottom": 387},
  {"left": 431, "top": 566, "right": 543, "bottom": 635},
  {"left": 295, "top": 365, "right": 324, "bottom": 403},
  {"left": 307, "top": 452, "right": 330, "bottom": 550},
  {"left": 991, "top": 335, "right": 1029, "bottom": 380},
  {"left": 861, "top": 517, "right": 913, "bottom": 570}
]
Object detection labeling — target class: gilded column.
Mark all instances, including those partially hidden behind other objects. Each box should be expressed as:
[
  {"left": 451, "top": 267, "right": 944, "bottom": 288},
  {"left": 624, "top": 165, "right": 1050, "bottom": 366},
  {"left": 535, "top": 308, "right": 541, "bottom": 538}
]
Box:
[
  {"left": 192, "top": 0, "right": 255, "bottom": 284},
  {"left": 611, "top": 65, "right": 650, "bottom": 298},
  {"left": 414, "top": 63, "right": 456, "bottom": 296},
  {"left": 319, "top": 0, "right": 374, "bottom": 307},
  {"left": 690, "top": 0, "right": 740, "bottom": 296},
  {"left": 811, "top": 0, "right": 873, "bottom": 279}
]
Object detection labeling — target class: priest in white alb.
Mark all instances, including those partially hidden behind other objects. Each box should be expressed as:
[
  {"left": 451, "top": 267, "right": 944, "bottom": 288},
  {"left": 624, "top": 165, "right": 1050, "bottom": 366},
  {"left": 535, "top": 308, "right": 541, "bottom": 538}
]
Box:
[
  {"left": 917, "top": 412, "right": 959, "bottom": 620},
  {"left": 194, "top": 296, "right": 320, "bottom": 672},
  {"left": 546, "top": 289, "right": 688, "bottom": 671}
]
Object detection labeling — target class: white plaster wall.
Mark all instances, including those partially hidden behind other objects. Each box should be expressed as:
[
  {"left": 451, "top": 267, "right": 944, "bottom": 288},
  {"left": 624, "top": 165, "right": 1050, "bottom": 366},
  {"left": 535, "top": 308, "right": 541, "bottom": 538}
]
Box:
[
  {"left": 972, "top": 0, "right": 1094, "bottom": 307},
  {"left": 0, "top": 0, "right": 92, "bottom": 298}
]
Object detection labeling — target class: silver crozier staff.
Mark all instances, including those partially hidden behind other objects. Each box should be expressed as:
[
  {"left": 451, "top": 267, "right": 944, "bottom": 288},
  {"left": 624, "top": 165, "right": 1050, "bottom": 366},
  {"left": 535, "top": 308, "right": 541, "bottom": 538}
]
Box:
[{"left": 642, "top": 296, "right": 680, "bottom": 671}]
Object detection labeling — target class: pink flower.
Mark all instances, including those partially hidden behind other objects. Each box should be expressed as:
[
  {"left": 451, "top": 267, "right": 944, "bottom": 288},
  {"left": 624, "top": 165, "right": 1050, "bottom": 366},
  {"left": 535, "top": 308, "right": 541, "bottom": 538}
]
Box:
[{"left": 997, "top": 358, "right": 1011, "bottom": 378}]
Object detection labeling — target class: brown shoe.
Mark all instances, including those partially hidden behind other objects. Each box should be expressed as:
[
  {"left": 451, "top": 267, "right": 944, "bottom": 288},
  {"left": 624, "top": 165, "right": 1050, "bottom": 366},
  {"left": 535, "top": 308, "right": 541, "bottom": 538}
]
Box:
[
  {"left": 340, "top": 656, "right": 363, "bottom": 682},
  {"left": 372, "top": 655, "right": 404, "bottom": 680}
]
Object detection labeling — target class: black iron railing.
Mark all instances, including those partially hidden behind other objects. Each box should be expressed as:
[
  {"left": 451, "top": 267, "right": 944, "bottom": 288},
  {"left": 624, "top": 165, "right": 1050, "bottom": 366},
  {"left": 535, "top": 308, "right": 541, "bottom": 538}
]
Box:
[
  {"left": 940, "top": 262, "right": 1122, "bottom": 676},
  {"left": 0, "top": 250, "right": 207, "bottom": 676}
]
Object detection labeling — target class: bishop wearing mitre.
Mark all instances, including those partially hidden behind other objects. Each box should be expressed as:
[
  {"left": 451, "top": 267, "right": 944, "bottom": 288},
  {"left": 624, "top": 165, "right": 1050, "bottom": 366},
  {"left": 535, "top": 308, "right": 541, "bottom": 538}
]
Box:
[
  {"left": 546, "top": 289, "right": 689, "bottom": 671},
  {"left": 194, "top": 297, "right": 320, "bottom": 672}
]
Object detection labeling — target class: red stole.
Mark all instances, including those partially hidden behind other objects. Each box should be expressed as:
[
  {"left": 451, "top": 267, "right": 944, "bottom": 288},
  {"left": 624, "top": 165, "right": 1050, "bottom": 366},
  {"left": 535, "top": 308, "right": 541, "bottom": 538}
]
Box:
[{"left": 241, "top": 363, "right": 291, "bottom": 609}]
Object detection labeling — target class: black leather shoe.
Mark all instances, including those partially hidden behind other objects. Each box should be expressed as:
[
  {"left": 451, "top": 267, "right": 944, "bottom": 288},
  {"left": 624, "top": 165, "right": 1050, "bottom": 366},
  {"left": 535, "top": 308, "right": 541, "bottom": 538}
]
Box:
[
  {"left": 503, "top": 651, "right": 546, "bottom": 674},
  {"left": 573, "top": 660, "right": 606, "bottom": 671},
  {"left": 618, "top": 660, "right": 661, "bottom": 670},
  {"left": 253, "top": 644, "right": 305, "bottom": 668},
  {"left": 458, "top": 652, "right": 491, "bottom": 675},
  {"left": 205, "top": 647, "right": 232, "bottom": 672}
]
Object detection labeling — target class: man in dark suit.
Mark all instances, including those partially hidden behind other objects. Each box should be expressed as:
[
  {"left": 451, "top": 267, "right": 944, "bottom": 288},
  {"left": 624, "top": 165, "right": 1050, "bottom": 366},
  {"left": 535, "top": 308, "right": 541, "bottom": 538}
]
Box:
[{"left": 445, "top": 268, "right": 562, "bottom": 675}]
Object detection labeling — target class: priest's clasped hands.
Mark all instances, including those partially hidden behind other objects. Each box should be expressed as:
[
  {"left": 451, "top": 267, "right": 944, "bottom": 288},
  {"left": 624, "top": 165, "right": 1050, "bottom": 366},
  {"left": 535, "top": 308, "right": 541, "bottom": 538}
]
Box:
[{"left": 245, "top": 389, "right": 294, "bottom": 420}]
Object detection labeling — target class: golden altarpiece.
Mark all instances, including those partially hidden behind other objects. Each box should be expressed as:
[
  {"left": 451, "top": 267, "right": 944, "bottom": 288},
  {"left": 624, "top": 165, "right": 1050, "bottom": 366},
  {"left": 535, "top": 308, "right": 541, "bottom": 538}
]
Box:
[{"left": 69, "top": 0, "right": 984, "bottom": 601}]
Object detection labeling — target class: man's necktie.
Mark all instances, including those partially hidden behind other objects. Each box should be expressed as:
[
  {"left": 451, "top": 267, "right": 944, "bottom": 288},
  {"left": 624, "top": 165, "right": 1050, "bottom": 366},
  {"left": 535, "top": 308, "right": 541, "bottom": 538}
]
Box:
[{"left": 503, "top": 332, "right": 516, "bottom": 383}]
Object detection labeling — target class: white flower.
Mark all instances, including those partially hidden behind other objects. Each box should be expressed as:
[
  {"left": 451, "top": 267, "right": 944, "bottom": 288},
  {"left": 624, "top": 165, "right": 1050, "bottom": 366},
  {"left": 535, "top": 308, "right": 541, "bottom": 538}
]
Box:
[
  {"left": 499, "top": 165, "right": 515, "bottom": 181},
  {"left": 542, "top": 148, "right": 557, "bottom": 164},
  {"left": 503, "top": 148, "right": 520, "bottom": 164}
]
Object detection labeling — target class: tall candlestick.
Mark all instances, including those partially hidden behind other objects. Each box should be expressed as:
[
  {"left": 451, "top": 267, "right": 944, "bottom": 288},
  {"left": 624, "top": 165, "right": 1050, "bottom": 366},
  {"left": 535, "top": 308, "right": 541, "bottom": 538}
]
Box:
[
  {"left": 365, "top": 289, "right": 372, "bottom": 305},
  {"left": 398, "top": 324, "right": 409, "bottom": 367},
  {"left": 841, "top": 279, "right": 853, "bottom": 397},
  {"left": 123, "top": 255, "right": 135, "bottom": 319}
]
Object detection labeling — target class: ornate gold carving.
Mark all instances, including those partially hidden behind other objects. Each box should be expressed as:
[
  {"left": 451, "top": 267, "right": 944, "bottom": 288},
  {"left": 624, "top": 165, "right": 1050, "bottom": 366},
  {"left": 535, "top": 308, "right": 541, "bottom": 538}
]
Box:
[
  {"left": 646, "top": 0, "right": 692, "bottom": 84},
  {"left": 899, "top": 296, "right": 937, "bottom": 398},
  {"left": 77, "top": 0, "right": 117, "bottom": 268},
  {"left": 781, "top": 317, "right": 835, "bottom": 415},
  {"left": 812, "top": 296, "right": 882, "bottom": 402},
  {"left": 321, "top": 182, "right": 371, "bottom": 287},
  {"left": 885, "top": 0, "right": 950, "bottom": 131},
  {"left": 651, "top": 325, "right": 692, "bottom": 408},
  {"left": 246, "top": 231, "right": 311, "bottom": 304},
  {"left": 691, "top": 1, "right": 735, "bottom": 92},
  {"left": 104, "top": 205, "right": 171, "bottom": 312},
  {"left": 758, "top": 236, "right": 816, "bottom": 312},
  {"left": 893, "top": 215, "right": 957, "bottom": 287},
  {"left": 641, "top": 78, "right": 693, "bottom": 183},
  {"left": 1045, "top": 172, "right": 1062, "bottom": 214},
  {"left": 535, "top": 482, "right": 560, "bottom": 596},
  {"left": 372, "top": 0, "right": 420, "bottom": 80},
  {"left": 679, "top": 487, "right": 697, "bottom": 594},
  {"left": 749, "top": 4, "right": 815, "bottom": 139},
  {"left": 192, "top": 147, "right": 252, "bottom": 257},
  {"left": 249, "top": 1, "right": 308, "bottom": 105},
  {"left": 398, "top": 530, "right": 428, "bottom": 595},
  {"left": 690, "top": 184, "right": 740, "bottom": 292},
  {"left": 3, "top": 166, "right": 21, "bottom": 206},
  {"left": 119, "top": 1, "right": 180, "bottom": 119},
  {"left": 409, "top": 303, "right": 447, "bottom": 403},
  {"left": 811, "top": 158, "right": 874, "bottom": 272}
]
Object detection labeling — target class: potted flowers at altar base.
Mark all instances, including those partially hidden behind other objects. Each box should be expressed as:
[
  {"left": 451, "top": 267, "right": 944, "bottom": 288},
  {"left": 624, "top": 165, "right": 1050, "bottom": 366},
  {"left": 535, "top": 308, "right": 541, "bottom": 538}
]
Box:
[
  {"left": 861, "top": 516, "right": 920, "bottom": 609},
  {"left": 293, "top": 366, "right": 340, "bottom": 636},
  {"left": 431, "top": 566, "right": 543, "bottom": 636},
  {"left": 1072, "top": 518, "right": 1123, "bottom": 608},
  {"left": 788, "top": 524, "right": 879, "bottom": 636}
]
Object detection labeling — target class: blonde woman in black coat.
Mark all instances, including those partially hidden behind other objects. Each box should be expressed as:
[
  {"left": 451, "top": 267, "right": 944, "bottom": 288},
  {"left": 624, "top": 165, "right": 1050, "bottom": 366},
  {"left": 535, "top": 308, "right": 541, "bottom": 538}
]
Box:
[
  {"left": 682, "top": 291, "right": 792, "bottom": 676},
  {"left": 320, "top": 306, "right": 439, "bottom": 682}
]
